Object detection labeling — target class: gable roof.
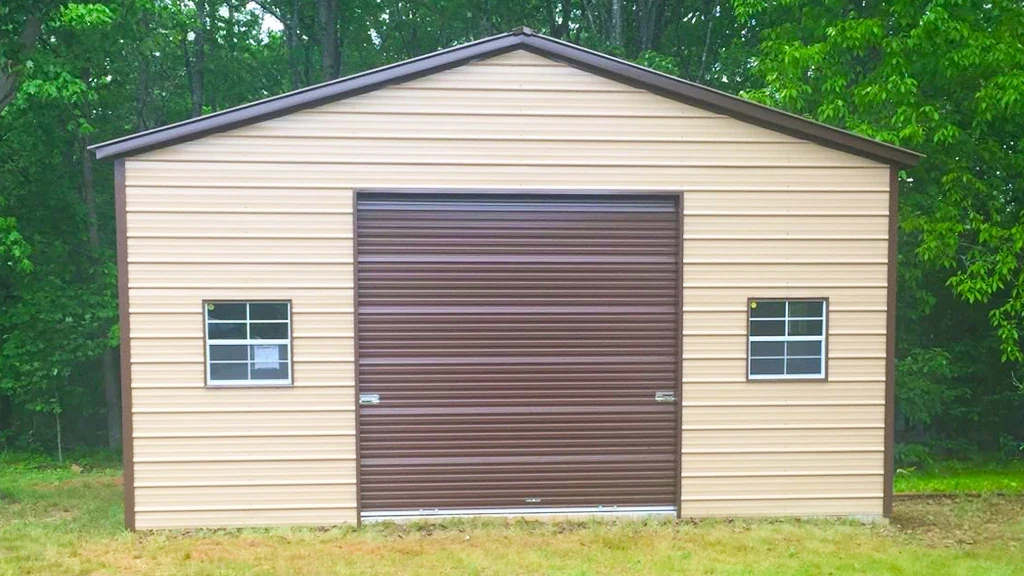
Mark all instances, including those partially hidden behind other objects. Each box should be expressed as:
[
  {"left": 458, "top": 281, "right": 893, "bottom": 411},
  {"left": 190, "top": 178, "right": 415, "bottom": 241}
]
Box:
[{"left": 90, "top": 27, "right": 922, "bottom": 166}]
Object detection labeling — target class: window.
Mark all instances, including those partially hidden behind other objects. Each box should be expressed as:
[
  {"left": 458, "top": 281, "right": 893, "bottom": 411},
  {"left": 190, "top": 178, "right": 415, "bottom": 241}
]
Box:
[
  {"left": 748, "top": 299, "right": 827, "bottom": 380},
  {"left": 204, "top": 301, "right": 291, "bottom": 386}
]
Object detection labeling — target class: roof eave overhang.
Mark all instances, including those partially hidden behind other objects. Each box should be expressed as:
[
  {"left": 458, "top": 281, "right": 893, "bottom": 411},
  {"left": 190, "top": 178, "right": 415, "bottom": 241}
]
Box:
[{"left": 90, "top": 29, "right": 923, "bottom": 167}]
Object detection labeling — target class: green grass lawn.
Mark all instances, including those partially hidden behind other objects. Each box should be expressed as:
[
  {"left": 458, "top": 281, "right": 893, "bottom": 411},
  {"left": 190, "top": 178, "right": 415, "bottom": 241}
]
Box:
[
  {"left": 894, "top": 460, "right": 1024, "bottom": 494},
  {"left": 1, "top": 454, "right": 1023, "bottom": 575}
]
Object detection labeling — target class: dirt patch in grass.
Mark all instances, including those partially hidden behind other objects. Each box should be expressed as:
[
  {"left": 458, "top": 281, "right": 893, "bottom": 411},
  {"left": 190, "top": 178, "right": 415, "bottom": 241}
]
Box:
[{"left": 893, "top": 494, "right": 1024, "bottom": 547}]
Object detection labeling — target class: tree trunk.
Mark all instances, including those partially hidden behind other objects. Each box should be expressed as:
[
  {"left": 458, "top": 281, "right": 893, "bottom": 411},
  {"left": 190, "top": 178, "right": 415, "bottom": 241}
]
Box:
[
  {"left": 317, "top": 0, "right": 340, "bottom": 80},
  {"left": 0, "top": 12, "right": 44, "bottom": 114},
  {"left": 635, "top": 0, "right": 665, "bottom": 53},
  {"left": 0, "top": 395, "right": 12, "bottom": 448},
  {"left": 80, "top": 120, "right": 122, "bottom": 449},
  {"left": 611, "top": 0, "right": 624, "bottom": 47},
  {"left": 287, "top": 0, "right": 303, "bottom": 89},
  {"left": 698, "top": 0, "right": 719, "bottom": 82},
  {"left": 190, "top": 0, "right": 207, "bottom": 117}
]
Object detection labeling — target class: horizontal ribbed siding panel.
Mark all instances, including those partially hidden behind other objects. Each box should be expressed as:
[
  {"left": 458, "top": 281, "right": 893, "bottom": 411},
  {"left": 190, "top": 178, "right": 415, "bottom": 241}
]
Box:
[
  {"left": 134, "top": 436, "right": 355, "bottom": 461},
  {"left": 133, "top": 411, "right": 356, "bottom": 437},
  {"left": 126, "top": 162, "right": 888, "bottom": 190},
  {"left": 126, "top": 211, "right": 351, "bottom": 237},
  {"left": 135, "top": 508, "right": 357, "bottom": 530},
  {"left": 682, "top": 475, "right": 881, "bottom": 499},
  {"left": 127, "top": 263, "right": 353, "bottom": 288},
  {"left": 474, "top": 51, "right": 565, "bottom": 66},
  {"left": 683, "top": 264, "right": 886, "bottom": 286},
  {"left": 130, "top": 361, "right": 353, "bottom": 388},
  {"left": 135, "top": 484, "right": 357, "bottom": 510},
  {"left": 684, "top": 191, "right": 890, "bottom": 212},
  {"left": 132, "top": 387, "right": 355, "bottom": 413},
  {"left": 682, "top": 428, "right": 884, "bottom": 452},
  {"left": 357, "top": 193, "right": 679, "bottom": 512},
  {"left": 238, "top": 114, "right": 804, "bottom": 142},
  {"left": 684, "top": 215, "right": 888, "bottom": 238},
  {"left": 141, "top": 138, "right": 881, "bottom": 168},
  {"left": 684, "top": 239, "right": 888, "bottom": 263},
  {"left": 682, "top": 452, "right": 883, "bottom": 474},
  {"left": 126, "top": 187, "right": 352, "bottom": 212},
  {"left": 682, "top": 405, "right": 884, "bottom": 428},
  {"left": 683, "top": 289, "right": 886, "bottom": 310},
  {"left": 680, "top": 498, "right": 882, "bottom": 518},
  {"left": 128, "top": 288, "right": 353, "bottom": 313},
  {"left": 683, "top": 358, "right": 886, "bottom": 380},
  {"left": 134, "top": 460, "right": 356, "bottom": 485},
  {"left": 384, "top": 63, "right": 648, "bottom": 92},
  {"left": 317, "top": 87, "right": 699, "bottom": 116},
  {"left": 682, "top": 382, "right": 885, "bottom": 404},
  {"left": 128, "top": 238, "right": 354, "bottom": 263}
]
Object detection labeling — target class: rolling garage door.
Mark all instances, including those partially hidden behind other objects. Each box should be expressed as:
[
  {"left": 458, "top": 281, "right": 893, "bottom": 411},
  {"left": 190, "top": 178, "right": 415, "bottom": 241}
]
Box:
[{"left": 355, "top": 193, "right": 680, "bottom": 518}]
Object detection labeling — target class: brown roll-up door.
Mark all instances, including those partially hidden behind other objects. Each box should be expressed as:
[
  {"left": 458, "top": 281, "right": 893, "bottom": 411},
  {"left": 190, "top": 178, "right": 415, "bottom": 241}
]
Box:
[{"left": 356, "top": 192, "right": 679, "bottom": 516}]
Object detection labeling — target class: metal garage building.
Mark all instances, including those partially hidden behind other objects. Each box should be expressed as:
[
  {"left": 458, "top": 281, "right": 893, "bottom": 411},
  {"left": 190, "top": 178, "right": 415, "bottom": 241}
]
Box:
[{"left": 92, "top": 28, "right": 921, "bottom": 530}]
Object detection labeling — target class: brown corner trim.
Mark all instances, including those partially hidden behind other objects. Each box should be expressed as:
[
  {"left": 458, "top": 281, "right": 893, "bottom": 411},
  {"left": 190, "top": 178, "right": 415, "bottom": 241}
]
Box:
[
  {"left": 883, "top": 167, "right": 899, "bottom": 518},
  {"left": 114, "top": 158, "right": 135, "bottom": 531},
  {"left": 90, "top": 30, "right": 923, "bottom": 168},
  {"left": 675, "top": 193, "right": 684, "bottom": 519},
  {"left": 352, "top": 192, "right": 363, "bottom": 527}
]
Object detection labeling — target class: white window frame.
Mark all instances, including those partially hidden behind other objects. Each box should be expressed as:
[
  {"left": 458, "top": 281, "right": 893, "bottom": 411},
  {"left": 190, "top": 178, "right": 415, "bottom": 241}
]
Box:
[
  {"left": 204, "top": 301, "right": 292, "bottom": 387},
  {"left": 747, "top": 299, "right": 827, "bottom": 380}
]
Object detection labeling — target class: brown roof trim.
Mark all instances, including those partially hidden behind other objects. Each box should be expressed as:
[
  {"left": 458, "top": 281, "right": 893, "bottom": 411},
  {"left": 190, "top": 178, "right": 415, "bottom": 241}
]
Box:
[{"left": 90, "top": 28, "right": 922, "bottom": 167}]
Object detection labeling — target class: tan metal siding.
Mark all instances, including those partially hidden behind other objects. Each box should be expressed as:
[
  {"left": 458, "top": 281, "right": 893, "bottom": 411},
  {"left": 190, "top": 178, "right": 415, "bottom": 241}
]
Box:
[
  {"left": 124, "top": 184, "right": 356, "bottom": 528},
  {"left": 124, "top": 49, "right": 889, "bottom": 527}
]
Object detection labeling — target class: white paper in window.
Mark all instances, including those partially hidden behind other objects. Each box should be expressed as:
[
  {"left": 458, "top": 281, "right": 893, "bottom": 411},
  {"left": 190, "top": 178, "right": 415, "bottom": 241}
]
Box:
[{"left": 253, "top": 345, "right": 280, "bottom": 370}]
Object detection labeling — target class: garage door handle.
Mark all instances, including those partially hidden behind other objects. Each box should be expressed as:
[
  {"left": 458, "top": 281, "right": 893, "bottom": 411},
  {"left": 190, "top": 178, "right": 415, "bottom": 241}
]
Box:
[
  {"left": 654, "top": 391, "right": 676, "bottom": 403},
  {"left": 359, "top": 394, "right": 381, "bottom": 405}
]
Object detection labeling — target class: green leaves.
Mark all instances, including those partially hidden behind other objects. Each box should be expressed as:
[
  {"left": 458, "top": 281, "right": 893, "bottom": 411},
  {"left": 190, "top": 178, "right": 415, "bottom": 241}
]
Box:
[{"left": 0, "top": 215, "right": 32, "bottom": 274}]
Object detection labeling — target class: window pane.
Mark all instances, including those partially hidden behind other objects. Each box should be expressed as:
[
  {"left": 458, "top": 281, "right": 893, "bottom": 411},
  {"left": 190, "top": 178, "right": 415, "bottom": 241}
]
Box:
[
  {"left": 750, "top": 300, "right": 785, "bottom": 319},
  {"left": 250, "top": 322, "right": 289, "bottom": 340},
  {"left": 788, "top": 319, "right": 824, "bottom": 337},
  {"left": 207, "top": 302, "right": 246, "bottom": 321},
  {"left": 787, "top": 340, "right": 822, "bottom": 357},
  {"left": 789, "top": 300, "right": 824, "bottom": 318},
  {"left": 209, "top": 344, "right": 248, "bottom": 361},
  {"left": 251, "top": 302, "right": 289, "bottom": 320},
  {"left": 750, "top": 341, "right": 784, "bottom": 357},
  {"left": 250, "top": 344, "right": 288, "bottom": 366},
  {"left": 251, "top": 361, "right": 289, "bottom": 380},
  {"left": 787, "top": 357, "right": 822, "bottom": 375},
  {"left": 750, "top": 320, "right": 785, "bottom": 337},
  {"left": 210, "top": 362, "right": 248, "bottom": 381},
  {"left": 750, "top": 358, "right": 784, "bottom": 376},
  {"left": 208, "top": 322, "right": 246, "bottom": 340}
]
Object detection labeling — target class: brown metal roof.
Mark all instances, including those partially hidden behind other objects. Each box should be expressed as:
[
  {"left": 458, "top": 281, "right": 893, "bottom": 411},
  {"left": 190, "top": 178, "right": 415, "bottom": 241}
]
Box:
[{"left": 90, "top": 27, "right": 922, "bottom": 166}]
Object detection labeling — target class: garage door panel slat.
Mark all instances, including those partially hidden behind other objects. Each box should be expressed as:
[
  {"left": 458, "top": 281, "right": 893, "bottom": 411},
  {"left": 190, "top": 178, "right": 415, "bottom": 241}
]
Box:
[{"left": 357, "top": 193, "right": 679, "bottom": 513}]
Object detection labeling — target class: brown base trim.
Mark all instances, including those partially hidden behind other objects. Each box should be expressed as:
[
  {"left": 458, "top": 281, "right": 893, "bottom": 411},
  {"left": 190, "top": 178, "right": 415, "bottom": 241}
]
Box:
[
  {"left": 883, "top": 167, "right": 899, "bottom": 517},
  {"left": 114, "top": 158, "right": 135, "bottom": 530}
]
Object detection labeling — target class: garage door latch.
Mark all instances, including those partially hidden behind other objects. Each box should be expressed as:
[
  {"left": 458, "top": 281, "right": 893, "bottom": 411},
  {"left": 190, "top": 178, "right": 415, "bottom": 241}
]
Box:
[
  {"left": 654, "top": 391, "right": 676, "bottom": 403},
  {"left": 359, "top": 393, "right": 381, "bottom": 405}
]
